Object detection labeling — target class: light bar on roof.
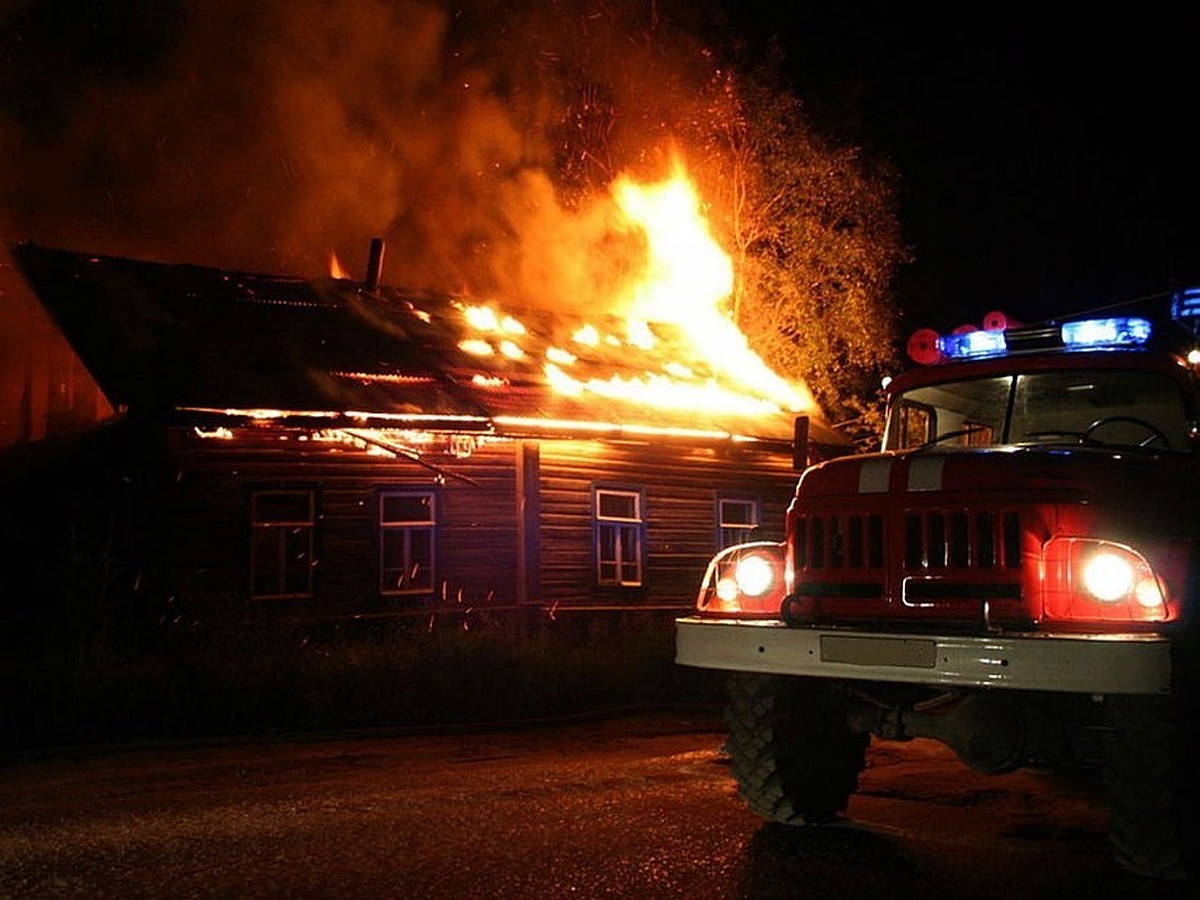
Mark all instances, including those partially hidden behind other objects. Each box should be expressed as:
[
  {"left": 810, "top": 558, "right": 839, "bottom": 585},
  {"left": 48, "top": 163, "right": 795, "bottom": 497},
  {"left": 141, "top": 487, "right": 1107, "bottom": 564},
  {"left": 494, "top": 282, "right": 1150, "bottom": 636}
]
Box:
[
  {"left": 1171, "top": 286, "right": 1200, "bottom": 320},
  {"left": 937, "top": 329, "right": 1008, "bottom": 360},
  {"left": 1060, "top": 317, "right": 1151, "bottom": 349}
]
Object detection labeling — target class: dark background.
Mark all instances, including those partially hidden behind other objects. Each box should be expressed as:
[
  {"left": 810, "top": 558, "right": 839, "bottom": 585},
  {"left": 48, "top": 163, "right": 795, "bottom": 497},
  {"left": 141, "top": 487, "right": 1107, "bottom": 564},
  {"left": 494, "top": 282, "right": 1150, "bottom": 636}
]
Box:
[
  {"left": 3, "top": 3, "right": 1199, "bottom": 338},
  {"left": 742, "top": 5, "right": 1200, "bottom": 335}
]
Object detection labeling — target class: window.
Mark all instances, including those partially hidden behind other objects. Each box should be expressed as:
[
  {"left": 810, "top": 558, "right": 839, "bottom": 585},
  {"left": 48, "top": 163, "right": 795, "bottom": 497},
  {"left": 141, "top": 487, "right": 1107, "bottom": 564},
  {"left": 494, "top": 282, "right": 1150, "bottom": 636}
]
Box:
[
  {"left": 888, "top": 377, "right": 1010, "bottom": 450},
  {"left": 250, "top": 489, "right": 315, "bottom": 600},
  {"left": 886, "top": 370, "right": 1192, "bottom": 452},
  {"left": 718, "top": 496, "right": 761, "bottom": 549},
  {"left": 1009, "top": 370, "right": 1189, "bottom": 449},
  {"left": 380, "top": 490, "right": 437, "bottom": 595},
  {"left": 593, "top": 487, "right": 644, "bottom": 586}
]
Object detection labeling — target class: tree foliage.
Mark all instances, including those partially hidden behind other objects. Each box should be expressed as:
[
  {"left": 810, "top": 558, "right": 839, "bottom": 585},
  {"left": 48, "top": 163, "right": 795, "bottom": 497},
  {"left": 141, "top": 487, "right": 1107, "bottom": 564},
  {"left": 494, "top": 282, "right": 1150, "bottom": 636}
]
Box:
[
  {"left": 689, "top": 43, "right": 912, "bottom": 442},
  {"left": 454, "top": 1, "right": 911, "bottom": 442}
]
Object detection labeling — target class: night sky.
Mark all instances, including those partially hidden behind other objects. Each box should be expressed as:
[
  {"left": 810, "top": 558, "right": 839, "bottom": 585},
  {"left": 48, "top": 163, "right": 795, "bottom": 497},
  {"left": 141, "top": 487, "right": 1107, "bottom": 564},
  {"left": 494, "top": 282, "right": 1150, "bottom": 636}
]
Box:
[
  {"left": 3, "top": 3, "right": 1199, "bottom": 340},
  {"left": 743, "top": 5, "right": 1200, "bottom": 334}
]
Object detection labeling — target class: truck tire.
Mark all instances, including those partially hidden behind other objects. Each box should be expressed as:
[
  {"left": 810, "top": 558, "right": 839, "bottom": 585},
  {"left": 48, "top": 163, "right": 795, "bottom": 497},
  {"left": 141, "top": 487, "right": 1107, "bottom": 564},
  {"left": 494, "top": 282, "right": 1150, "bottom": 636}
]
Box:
[
  {"left": 1103, "top": 694, "right": 1197, "bottom": 881},
  {"left": 724, "top": 673, "right": 868, "bottom": 825}
]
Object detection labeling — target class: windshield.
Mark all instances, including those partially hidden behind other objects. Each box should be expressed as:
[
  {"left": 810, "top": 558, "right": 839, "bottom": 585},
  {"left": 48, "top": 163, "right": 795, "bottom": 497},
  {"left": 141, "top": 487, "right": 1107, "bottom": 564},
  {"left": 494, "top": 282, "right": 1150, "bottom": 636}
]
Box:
[{"left": 885, "top": 370, "right": 1192, "bottom": 452}]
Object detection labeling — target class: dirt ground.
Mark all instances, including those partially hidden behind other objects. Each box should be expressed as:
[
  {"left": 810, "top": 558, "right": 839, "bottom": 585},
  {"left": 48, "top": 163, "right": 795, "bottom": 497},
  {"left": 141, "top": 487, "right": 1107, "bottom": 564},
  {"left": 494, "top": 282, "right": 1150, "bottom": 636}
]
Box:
[{"left": 0, "top": 711, "right": 1191, "bottom": 899}]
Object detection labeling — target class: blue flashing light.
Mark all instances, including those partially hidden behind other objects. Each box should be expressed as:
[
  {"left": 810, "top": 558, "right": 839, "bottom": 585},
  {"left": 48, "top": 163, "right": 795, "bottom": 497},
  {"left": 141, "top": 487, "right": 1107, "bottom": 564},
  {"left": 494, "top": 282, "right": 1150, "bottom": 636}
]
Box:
[
  {"left": 1060, "top": 317, "right": 1151, "bottom": 349},
  {"left": 937, "top": 329, "right": 1008, "bottom": 360},
  {"left": 1171, "top": 287, "right": 1200, "bottom": 320}
]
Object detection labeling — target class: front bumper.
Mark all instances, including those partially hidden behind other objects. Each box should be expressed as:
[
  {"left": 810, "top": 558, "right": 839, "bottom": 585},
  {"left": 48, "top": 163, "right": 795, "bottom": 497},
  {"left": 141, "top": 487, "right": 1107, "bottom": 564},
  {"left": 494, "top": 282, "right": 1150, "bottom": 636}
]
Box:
[{"left": 675, "top": 617, "right": 1172, "bottom": 695}]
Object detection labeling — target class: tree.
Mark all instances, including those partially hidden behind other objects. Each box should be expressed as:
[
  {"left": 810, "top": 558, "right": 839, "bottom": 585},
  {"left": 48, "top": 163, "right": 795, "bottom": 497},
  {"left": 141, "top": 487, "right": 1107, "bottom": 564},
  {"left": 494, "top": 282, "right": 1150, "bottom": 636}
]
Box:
[
  {"left": 690, "top": 43, "right": 911, "bottom": 444},
  {"left": 446, "top": 1, "right": 912, "bottom": 442}
]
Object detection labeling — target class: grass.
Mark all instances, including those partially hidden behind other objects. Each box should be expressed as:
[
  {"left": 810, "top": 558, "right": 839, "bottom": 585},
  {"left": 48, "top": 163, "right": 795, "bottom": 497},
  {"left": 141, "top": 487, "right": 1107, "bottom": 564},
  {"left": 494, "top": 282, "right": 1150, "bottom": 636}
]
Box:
[{"left": 0, "top": 605, "right": 725, "bottom": 754}]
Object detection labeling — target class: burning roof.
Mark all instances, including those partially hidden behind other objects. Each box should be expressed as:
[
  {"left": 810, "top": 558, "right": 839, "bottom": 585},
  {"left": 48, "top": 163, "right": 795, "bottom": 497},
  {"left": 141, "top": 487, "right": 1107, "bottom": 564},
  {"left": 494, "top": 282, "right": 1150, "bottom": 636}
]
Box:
[{"left": 12, "top": 241, "right": 843, "bottom": 451}]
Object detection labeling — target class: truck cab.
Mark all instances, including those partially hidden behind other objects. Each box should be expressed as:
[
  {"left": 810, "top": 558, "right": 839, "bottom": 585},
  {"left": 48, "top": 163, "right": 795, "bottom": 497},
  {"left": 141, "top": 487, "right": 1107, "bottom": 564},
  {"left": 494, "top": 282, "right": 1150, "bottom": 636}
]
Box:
[{"left": 676, "top": 297, "right": 1200, "bottom": 882}]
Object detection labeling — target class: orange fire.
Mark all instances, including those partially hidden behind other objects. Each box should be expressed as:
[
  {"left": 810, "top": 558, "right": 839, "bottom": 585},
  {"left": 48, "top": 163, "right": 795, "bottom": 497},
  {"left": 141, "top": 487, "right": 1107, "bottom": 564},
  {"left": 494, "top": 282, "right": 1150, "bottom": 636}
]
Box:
[
  {"left": 324, "top": 159, "right": 813, "bottom": 426},
  {"left": 609, "top": 160, "right": 812, "bottom": 413},
  {"left": 457, "top": 158, "right": 814, "bottom": 419},
  {"left": 329, "top": 252, "right": 351, "bottom": 280}
]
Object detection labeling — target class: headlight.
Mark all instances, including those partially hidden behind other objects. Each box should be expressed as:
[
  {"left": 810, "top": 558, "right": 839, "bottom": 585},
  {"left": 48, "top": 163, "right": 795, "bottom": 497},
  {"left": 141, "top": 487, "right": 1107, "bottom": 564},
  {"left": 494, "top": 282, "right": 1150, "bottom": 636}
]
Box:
[
  {"left": 733, "top": 553, "right": 776, "bottom": 597},
  {"left": 697, "top": 542, "right": 787, "bottom": 618},
  {"left": 1081, "top": 551, "right": 1134, "bottom": 602},
  {"left": 1042, "top": 537, "right": 1167, "bottom": 622}
]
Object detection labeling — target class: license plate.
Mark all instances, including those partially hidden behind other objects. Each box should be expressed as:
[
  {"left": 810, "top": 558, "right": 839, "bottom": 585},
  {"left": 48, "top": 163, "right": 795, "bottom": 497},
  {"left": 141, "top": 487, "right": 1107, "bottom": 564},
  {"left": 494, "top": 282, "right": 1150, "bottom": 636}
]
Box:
[{"left": 820, "top": 635, "right": 936, "bottom": 668}]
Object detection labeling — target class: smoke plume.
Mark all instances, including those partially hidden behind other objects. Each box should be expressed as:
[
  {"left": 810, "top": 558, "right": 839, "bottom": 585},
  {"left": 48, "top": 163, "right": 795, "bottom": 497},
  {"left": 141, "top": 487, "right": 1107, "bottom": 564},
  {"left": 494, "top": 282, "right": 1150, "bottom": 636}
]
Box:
[{"left": 0, "top": 0, "right": 726, "bottom": 314}]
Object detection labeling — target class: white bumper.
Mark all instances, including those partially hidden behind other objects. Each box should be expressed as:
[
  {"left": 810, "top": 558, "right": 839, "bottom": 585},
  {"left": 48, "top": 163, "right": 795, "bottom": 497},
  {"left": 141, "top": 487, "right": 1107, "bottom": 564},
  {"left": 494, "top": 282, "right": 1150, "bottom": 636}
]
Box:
[{"left": 675, "top": 617, "right": 1172, "bottom": 695}]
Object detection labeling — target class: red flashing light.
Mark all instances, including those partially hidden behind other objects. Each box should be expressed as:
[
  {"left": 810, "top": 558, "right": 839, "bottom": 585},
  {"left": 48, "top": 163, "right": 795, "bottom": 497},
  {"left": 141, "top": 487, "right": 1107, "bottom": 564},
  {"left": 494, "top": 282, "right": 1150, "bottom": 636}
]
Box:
[
  {"left": 906, "top": 328, "right": 942, "bottom": 365},
  {"left": 983, "top": 310, "right": 1020, "bottom": 331},
  {"left": 907, "top": 311, "right": 1019, "bottom": 365}
]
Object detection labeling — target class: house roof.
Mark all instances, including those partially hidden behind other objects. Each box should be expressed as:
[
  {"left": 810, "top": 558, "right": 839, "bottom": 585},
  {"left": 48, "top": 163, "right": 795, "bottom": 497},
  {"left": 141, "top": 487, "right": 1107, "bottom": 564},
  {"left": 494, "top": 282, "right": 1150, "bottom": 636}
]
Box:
[{"left": 12, "top": 241, "right": 848, "bottom": 452}]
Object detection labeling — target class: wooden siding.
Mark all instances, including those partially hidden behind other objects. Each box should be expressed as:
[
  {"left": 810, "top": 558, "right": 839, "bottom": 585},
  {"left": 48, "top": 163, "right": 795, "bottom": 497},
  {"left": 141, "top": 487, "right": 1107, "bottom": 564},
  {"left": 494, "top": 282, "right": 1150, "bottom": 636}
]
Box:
[
  {"left": 537, "top": 440, "right": 797, "bottom": 609},
  {"left": 162, "top": 428, "right": 519, "bottom": 616},
  {"left": 136, "top": 426, "right": 797, "bottom": 618}
]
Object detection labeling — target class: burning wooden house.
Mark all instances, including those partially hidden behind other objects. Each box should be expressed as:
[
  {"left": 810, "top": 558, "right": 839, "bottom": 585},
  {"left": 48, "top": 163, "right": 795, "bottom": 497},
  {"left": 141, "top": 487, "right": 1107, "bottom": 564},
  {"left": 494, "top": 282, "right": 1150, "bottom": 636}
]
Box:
[{"left": 3, "top": 239, "right": 849, "bottom": 623}]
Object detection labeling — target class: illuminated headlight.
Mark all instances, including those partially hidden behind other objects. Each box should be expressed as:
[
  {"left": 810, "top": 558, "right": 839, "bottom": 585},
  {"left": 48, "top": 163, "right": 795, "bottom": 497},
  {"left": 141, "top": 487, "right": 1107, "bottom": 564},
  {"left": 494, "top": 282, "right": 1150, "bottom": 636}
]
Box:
[
  {"left": 1080, "top": 547, "right": 1164, "bottom": 608},
  {"left": 1134, "top": 577, "right": 1165, "bottom": 609},
  {"left": 1042, "top": 536, "right": 1167, "bottom": 621},
  {"left": 698, "top": 542, "right": 787, "bottom": 617},
  {"left": 715, "top": 575, "right": 740, "bottom": 603},
  {"left": 1081, "top": 551, "right": 1134, "bottom": 602},
  {"left": 733, "top": 553, "right": 776, "bottom": 597}
]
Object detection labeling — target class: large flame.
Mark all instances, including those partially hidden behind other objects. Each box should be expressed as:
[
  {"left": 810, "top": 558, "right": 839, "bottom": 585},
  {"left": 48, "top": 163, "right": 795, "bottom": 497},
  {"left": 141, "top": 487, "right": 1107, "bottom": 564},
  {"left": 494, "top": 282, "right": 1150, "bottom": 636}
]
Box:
[
  {"left": 453, "top": 158, "right": 815, "bottom": 422},
  {"left": 609, "top": 159, "right": 811, "bottom": 413}
]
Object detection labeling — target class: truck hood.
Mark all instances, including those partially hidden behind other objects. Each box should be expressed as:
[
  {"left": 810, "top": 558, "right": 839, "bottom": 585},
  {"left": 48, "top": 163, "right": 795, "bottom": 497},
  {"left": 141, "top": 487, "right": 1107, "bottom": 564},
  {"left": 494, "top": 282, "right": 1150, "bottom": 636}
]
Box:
[{"left": 797, "top": 445, "right": 1200, "bottom": 533}]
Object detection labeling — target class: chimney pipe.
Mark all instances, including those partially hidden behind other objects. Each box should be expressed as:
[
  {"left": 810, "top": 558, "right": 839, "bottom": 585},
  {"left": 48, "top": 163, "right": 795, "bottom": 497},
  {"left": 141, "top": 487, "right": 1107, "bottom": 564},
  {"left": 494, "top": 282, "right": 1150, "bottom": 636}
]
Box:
[{"left": 364, "top": 237, "right": 385, "bottom": 291}]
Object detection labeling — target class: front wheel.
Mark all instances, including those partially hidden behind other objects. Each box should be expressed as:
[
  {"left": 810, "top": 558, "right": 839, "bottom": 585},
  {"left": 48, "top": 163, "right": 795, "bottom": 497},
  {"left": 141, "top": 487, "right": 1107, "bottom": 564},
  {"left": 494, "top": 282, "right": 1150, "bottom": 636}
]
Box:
[
  {"left": 724, "top": 673, "right": 868, "bottom": 824},
  {"left": 1104, "top": 694, "right": 1198, "bottom": 881}
]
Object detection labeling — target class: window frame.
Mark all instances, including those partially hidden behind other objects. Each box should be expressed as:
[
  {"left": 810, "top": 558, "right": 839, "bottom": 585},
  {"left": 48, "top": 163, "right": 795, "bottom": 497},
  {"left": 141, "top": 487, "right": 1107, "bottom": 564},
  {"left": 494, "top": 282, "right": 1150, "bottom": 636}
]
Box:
[
  {"left": 716, "top": 494, "right": 761, "bottom": 549},
  {"left": 249, "top": 487, "right": 316, "bottom": 601},
  {"left": 379, "top": 487, "right": 439, "bottom": 597},
  {"left": 592, "top": 485, "right": 645, "bottom": 587}
]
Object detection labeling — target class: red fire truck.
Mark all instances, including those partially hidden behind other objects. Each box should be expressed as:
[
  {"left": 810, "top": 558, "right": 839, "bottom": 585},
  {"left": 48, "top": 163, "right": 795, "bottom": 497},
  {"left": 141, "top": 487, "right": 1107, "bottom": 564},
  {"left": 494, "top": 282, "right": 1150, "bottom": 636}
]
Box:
[{"left": 676, "top": 295, "right": 1200, "bottom": 880}]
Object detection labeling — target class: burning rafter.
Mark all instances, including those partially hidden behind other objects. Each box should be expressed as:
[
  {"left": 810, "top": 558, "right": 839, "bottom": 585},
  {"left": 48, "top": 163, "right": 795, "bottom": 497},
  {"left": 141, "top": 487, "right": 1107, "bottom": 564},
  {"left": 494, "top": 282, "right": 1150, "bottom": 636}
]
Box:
[{"left": 12, "top": 161, "right": 824, "bottom": 453}]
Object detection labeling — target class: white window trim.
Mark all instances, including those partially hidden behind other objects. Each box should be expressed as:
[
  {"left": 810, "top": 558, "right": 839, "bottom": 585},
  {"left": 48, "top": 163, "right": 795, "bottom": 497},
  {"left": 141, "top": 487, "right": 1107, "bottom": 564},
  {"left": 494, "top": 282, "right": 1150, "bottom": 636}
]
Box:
[
  {"left": 593, "top": 486, "right": 644, "bottom": 587},
  {"left": 379, "top": 488, "right": 438, "bottom": 596},
  {"left": 717, "top": 495, "right": 761, "bottom": 549},
  {"left": 249, "top": 488, "right": 315, "bottom": 600}
]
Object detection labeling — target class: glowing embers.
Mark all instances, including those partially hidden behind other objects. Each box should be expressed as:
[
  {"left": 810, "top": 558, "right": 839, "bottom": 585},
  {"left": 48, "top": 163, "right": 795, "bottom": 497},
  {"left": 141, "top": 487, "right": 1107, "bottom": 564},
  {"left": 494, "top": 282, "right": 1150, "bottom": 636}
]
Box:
[
  {"left": 457, "top": 304, "right": 529, "bottom": 360},
  {"left": 318, "top": 427, "right": 497, "bottom": 463},
  {"left": 1041, "top": 536, "right": 1168, "bottom": 623},
  {"left": 542, "top": 361, "right": 785, "bottom": 417},
  {"left": 491, "top": 414, "right": 738, "bottom": 442},
  {"left": 328, "top": 252, "right": 352, "bottom": 280},
  {"left": 332, "top": 371, "right": 438, "bottom": 385},
  {"left": 456, "top": 299, "right": 803, "bottom": 419},
  {"left": 458, "top": 338, "right": 495, "bottom": 357},
  {"left": 193, "top": 425, "right": 233, "bottom": 440},
  {"left": 182, "top": 406, "right": 340, "bottom": 422},
  {"left": 471, "top": 374, "right": 507, "bottom": 388},
  {"left": 446, "top": 160, "right": 813, "bottom": 422},
  {"left": 462, "top": 304, "right": 526, "bottom": 336}
]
